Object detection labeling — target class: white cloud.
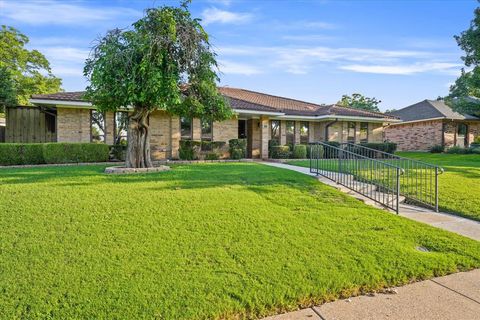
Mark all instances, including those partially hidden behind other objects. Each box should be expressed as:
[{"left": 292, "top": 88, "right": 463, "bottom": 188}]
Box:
[
  {"left": 218, "top": 60, "right": 261, "bottom": 75},
  {"left": 282, "top": 34, "right": 334, "bottom": 42},
  {"left": 38, "top": 47, "right": 90, "bottom": 63},
  {"left": 218, "top": 44, "right": 460, "bottom": 76},
  {"left": 340, "top": 62, "right": 462, "bottom": 75},
  {"left": 201, "top": 7, "right": 252, "bottom": 25},
  {"left": 206, "top": 0, "right": 232, "bottom": 5},
  {"left": 0, "top": 0, "right": 141, "bottom": 26}
]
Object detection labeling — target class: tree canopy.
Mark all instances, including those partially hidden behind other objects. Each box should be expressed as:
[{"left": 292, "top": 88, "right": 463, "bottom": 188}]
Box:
[
  {"left": 84, "top": 2, "right": 232, "bottom": 168},
  {"left": 337, "top": 93, "right": 381, "bottom": 112},
  {"left": 0, "top": 25, "right": 62, "bottom": 108},
  {"left": 447, "top": 6, "right": 480, "bottom": 116}
]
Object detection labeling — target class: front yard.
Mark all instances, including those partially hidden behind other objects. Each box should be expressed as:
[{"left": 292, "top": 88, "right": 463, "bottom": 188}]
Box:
[
  {"left": 0, "top": 163, "right": 479, "bottom": 319},
  {"left": 288, "top": 153, "right": 480, "bottom": 222}
]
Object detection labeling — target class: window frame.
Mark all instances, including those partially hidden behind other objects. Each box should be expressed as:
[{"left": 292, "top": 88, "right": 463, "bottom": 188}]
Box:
[
  {"left": 180, "top": 117, "right": 193, "bottom": 140},
  {"left": 300, "top": 121, "right": 309, "bottom": 144},
  {"left": 286, "top": 120, "right": 295, "bottom": 145},
  {"left": 114, "top": 111, "right": 129, "bottom": 145},
  {"left": 90, "top": 110, "right": 106, "bottom": 143},
  {"left": 201, "top": 119, "right": 213, "bottom": 142},
  {"left": 347, "top": 121, "right": 356, "bottom": 143},
  {"left": 270, "top": 120, "right": 280, "bottom": 142},
  {"left": 359, "top": 122, "right": 368, "bottom": 143}
]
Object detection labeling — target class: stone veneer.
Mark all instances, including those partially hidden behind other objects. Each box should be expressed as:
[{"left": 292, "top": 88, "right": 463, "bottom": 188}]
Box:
[{"left": 57, "top": 108, "right": 91, "bottom": 142}]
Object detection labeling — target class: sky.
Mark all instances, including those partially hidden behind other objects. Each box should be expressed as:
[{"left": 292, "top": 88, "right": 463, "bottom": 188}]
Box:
[{"left": 0, "top": 0, "right": 477, "bottom": 111}]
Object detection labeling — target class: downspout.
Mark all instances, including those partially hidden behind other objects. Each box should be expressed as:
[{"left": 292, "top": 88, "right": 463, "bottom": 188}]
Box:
[{"left": 324, "top": 118, "right": 338, "bottom": 142}]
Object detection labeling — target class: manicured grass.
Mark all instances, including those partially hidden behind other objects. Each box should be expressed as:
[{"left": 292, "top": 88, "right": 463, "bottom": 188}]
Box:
[
  {"left": 288, "top": 153, "right": 480, "bottom": 221},
  {"left": 397, "top": 152, "right": 480, "bottom": 221},
  {"left": 0, "top": 163, "right": 479, "bottom": 319}
]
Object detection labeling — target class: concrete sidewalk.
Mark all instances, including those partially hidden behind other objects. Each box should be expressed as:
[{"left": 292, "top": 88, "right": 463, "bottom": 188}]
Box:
[
  {"left": 264, "top": 269, "right": 480, "bottom": 320},
  {"left": 261, "top": 161, "right": 480, "bottom": 241}
]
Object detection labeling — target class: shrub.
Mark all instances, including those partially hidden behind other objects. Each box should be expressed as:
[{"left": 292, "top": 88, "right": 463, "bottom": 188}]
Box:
[
  {"left": 109, "top": 145, "right": 127, "bottom": 161},
  {"left": 270, "top": 145, "right": 290, "bottom": 159},
  {"left": 292, "top": 144, "right": 307, "bottom": 159},
  {"left": 43, "top": 143, "right": 109, "bottom": 164},
  {"left": 205, "top": 153, "right": 219, "bottom": 160},
  {"left": 229, "top": 139, "right": 246, "bottom": 159},
  {"left": 179, "top": 140, "right": 201, "bottom": 160},
  {"left": 446, "top": 146, "right": 464, "bottom": 154},
  {"left": 268, "top": 139, "right": 279, "bottom": 157},
  {"left": 430, "top": 145, "right": 445, "bottom": 153},
  {"left": 0, "top": 143, "right": 45, "bottom": 165},
  {"left": 309, "top": 144, "right": 324, "bottom": 159},
  {"left": 360, "top": 142, "right": 397, "bottom": 154}
]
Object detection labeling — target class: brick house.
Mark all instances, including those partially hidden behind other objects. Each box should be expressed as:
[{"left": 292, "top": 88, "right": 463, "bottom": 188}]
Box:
[
  {"left": 23, "top": 87, "right": 397, "bottom": 159},
  {"left": 384, "top": 99, "right": 480, "bottom": 151}
]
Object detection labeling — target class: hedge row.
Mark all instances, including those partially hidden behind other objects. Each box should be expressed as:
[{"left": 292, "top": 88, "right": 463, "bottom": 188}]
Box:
[{"left": 0, "top": 143, "right": 110, "bottom": 166}]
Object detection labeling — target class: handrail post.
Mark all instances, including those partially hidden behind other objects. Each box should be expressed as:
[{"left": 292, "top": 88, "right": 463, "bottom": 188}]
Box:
[
  {"left": 396, "top": 167, "right": 401, "bottom": 214},
  {"left": 435, "top": 166, "right": 439, "bottom": 212}
]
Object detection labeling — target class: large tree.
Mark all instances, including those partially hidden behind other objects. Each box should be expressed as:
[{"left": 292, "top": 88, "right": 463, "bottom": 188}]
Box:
[
  {"left": 337, "top": 93, "right": 381, "bottom": 112},
  {"left": 447, "top": 6, "right": 480, "bottom": 115},
  {"left": 0, "top": 66, "right": 17, "bottom": 113},
  {"left": 84, "top": 2, "right": 232, "bottom": 168},
  {"left": 0, "top": 25, "right": 62, "bottom": 106}
]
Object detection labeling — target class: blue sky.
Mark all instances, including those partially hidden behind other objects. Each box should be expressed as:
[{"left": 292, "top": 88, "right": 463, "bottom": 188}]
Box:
[{"left": 0, "top": 0, "right": 476, "bottom": 110}]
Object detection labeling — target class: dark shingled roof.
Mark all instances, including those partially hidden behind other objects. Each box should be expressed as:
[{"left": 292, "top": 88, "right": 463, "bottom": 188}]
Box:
[
  {"left": 31, "top": 87, "right": 396, "bottom": 119},
  {"left": 389, "top": 99, "right": 480, "bottom": 122}
]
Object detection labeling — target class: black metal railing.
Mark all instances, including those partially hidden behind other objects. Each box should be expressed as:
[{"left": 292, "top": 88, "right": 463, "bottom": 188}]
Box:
[
  {"left": 339, "top": 143, "right": 444, "bottom": 211},
  {"left": 309, "top": 142, "right": 404, "bottom": 213}
]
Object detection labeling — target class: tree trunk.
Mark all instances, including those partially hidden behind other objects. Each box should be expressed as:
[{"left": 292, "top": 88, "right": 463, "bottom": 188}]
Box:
[{"left": 126, "top": 108, "right": 153, "bottom": 168}]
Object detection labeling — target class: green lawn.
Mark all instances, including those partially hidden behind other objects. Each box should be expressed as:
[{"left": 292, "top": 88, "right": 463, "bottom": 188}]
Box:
[
  {"left": 0, "top": 163, "right": 479, "bottom": 319},
  {"left": 288, "top": 153, "right": 480, "bottom": 221},
  {"left": 397, "top": 152, "right": 480, "bottom": 221}
]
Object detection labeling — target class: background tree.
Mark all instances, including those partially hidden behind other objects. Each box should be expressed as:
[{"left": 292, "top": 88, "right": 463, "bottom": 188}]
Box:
[
  {"left": 447, "top": 6, "right": 480, "bottom": 115},
  {"left": 0, "top": 66, "right": 17, "bottom": 114},
  {"left": 0, "top": 25, "right": 62, "bottom": 106},
  {"left": 84, "top": 2, "right": 232, "bottom": 168},
  {"left": 337, "top": 93, "right": 381, "bottom": 112}
]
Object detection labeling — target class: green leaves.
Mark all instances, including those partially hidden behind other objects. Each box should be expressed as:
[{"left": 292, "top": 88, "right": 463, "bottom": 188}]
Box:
[
  {"left": 337, "top": 93, "right": 381, "bottom": 112},
  {"left": 85, "top": 4, "right": 231, "bottom": 121},
  {"left": 0, "top": 25, "right": 62, "bottom": 105}
]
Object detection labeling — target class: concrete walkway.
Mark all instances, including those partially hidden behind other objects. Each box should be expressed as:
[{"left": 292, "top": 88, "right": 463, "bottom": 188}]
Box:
[
  {"left": 264, "top": 269, "right": 480, "bottom": 320},
  {"left": 261, "top": 161, "right": 480, "bottom": 241},
  {"left": 260, "top": 161, "right": 480, "bottom": 319}
]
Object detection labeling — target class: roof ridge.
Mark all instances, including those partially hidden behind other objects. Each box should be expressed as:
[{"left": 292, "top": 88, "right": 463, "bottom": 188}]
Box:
[{"left": 329, "top": 103, "right": 395, "bottom": 118}]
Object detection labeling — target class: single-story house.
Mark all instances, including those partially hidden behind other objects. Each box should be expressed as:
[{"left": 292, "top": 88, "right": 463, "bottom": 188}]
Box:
[
  {"left": 16, "top": 87, "right": 397, "bottom": 159},
  {"left": 384, "top": 99, "right": 480, "bottom": 151}
]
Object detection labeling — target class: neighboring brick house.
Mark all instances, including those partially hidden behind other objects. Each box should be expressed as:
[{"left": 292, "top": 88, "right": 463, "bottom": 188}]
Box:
[
  {"left": 20, "top": 87, "right": 397, "bottom": 159},
  {"left": 384, "top": 99, "right": 480, "bottom": 151}
]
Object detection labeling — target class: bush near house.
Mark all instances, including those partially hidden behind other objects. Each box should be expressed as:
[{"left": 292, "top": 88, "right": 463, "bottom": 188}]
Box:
[
  {"left": 430, "top": 145, "right": 445, "bottom": 153},
  {"left": 179, "top": 140, "right": 228, "bottom": 160},
  {"left": 0, "top": 143, "right": 45, "bottom": 165},
  {"left": 360, "top": 142, "right": 397, "bottom": 154},
  {"left": 228, "top": 138, "right": 247, "bottom": 160},
  {"left": 0, "top": 143, "right": 109, "bottom": 165},
  {"left": 292, "top": 144, "right": 307, "bottom": 159},
  {"left": 270, "top": 145, "right": 290, "bottom": 159},
  {"left": 42, "top": 143, "right": 109, "bottom": 164}
]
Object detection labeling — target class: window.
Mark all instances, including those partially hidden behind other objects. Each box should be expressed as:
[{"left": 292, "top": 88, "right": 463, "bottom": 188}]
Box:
[
  {"left": 457, "top": 123, "right": 468, "bottom": 147},
  {"left": 238, "top": 119, "right": 247, "bottom": 139},
  {"left": 180, "top": 117, "right": 192, "bottom": 140},
  {"left": 90, "top": 110, "right": 106, "bottom": 143},
  {"left": 359, "top": 122, "right": 368, "bottom": 143},
  {"left": 300, "top": 122, "right": 309, "bottom": 144},
  {"left": 270, "top": 120, "right": 280, "bottom": 142},
  {"left": 201, "top": 119, "right": 212, "bottom": 141},
  {"left": 347, "top": 122, "right": 356, "bottom": 143},
  {"left": 201, "top": 119, "right": 213, "bottom": 151},
  {"left": 286, "top": 121, "right": 295, "bottom": 145},
  {"left": 114, "top": 112, "right": 128, "bottom": 145}
]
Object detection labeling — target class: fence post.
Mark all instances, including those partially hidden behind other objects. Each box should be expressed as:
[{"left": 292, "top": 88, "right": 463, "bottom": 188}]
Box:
[
  {"left": 396, "top": 167, "right": 401, "bottom": 214},
  {"left": 435, "top": 166, "right": 439, "bottom": 212}
]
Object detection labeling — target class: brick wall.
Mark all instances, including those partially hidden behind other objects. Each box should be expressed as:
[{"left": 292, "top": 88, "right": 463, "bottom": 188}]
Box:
[
  {"left": 149, "top": 110, "right": 171, "bottom": 160},
  {"left": 384, "top": 120, "right": 443, "bottom": 151},
  {"left": 57, "top": 107, "right": 91, "bottom": 142},
  {"left": 213, "top": 118, "right": 238, "bottom": 142}
]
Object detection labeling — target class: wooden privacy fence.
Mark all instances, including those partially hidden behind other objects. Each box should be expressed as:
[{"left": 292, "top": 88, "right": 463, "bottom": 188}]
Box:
[{"left": 5, "top": 106, "right": 57, "bottom": 143}]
